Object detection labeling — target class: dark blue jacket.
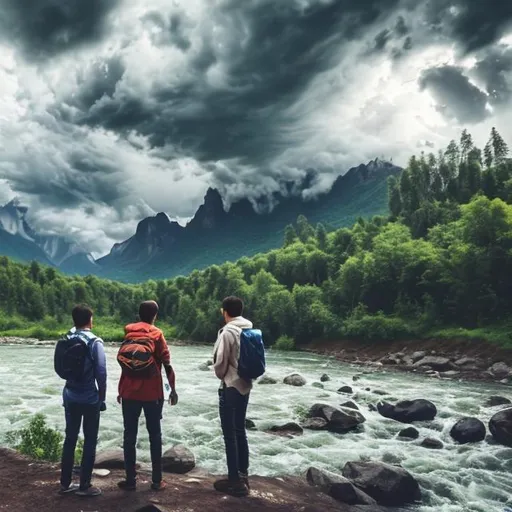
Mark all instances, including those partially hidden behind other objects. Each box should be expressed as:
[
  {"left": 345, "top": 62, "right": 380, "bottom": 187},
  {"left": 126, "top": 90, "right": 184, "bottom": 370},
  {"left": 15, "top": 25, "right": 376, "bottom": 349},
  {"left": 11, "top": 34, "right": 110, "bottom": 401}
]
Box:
[{"left": 63, "top": 328, "right": 107, "bottom": 406}]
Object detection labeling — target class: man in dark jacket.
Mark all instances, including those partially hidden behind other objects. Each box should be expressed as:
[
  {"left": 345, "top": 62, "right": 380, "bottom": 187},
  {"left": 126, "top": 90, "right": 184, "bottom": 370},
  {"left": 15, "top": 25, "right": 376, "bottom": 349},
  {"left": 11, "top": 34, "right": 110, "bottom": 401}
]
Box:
[{"left": 59, "top": 304, "right": 107, "bottom": 497}]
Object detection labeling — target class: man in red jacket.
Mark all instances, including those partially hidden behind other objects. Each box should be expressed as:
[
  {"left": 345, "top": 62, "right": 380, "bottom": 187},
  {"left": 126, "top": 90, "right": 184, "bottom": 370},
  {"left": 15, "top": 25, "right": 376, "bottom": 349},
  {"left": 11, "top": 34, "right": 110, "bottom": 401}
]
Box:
[{"left": 117, "top": 300, "right": 178, "bottom": 491}]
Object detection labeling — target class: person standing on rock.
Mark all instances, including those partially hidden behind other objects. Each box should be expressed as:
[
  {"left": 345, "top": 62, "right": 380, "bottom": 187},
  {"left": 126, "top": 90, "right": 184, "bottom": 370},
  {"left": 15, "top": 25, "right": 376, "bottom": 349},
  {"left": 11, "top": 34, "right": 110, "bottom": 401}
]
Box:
[
  {"left": 55, "top": 304, "right": 107, "bottom": 497},
  {"left": 213, "top": 296, "right": 265, "bottom": 497},
  {"left": 116, "top": 300, "right": 178, "bottom": 492}
]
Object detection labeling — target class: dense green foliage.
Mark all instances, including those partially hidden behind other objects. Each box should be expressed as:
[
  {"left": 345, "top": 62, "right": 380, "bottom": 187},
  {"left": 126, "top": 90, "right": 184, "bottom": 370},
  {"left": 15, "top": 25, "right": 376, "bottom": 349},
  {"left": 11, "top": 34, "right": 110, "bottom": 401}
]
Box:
[{"left": 0, "top": 129, "right": 511, "bottom": 347}]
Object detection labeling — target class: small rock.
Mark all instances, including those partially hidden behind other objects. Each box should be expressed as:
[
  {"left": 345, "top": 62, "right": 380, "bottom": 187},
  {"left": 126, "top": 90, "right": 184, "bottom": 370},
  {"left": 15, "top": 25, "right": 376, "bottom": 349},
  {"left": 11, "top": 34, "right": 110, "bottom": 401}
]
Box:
[
  {"left": 372, "top": 390, "right": 389, "bottom": 396},
  {"left": 421, "top": 438, "right": 444, "bottom": 449},
  {"left": 136, "top": 505, "right": 172, "bottom": 512},
  {"left": 312, "top": 382, "right": 324, "bottom": 389},
  {"left": 92, "top": 468, "right": 110, "bottom": 477},
  {"left": 283, "top": 374, "right": 307, "bottom": 386},
  {"left": 485, "top": 396, "right": 512, "bottom": 407},
  {"left": 411, "top": 351, "right": 427, "bottom": 363},
  {"left": 269, "top": 422, "right": 304, "bottom": 436},
  {"left": 338, "top": 386, "right": 353, "bottom": 394},
  {"left": 258, "top": 375, "right": 278, "bottom": 385},
  {"left": 381, "top": 356, "right": 401, "bottom": 365},
  {"left": 302, "top": 417, "right": 328, "bottom": 430},
  {"left": 162, "top": 445, "right": 195, "bottom": 474},
  {"left": 455, "top": 357, "right": 478, "bottom": 367},
  {"left": 95, "top": 449, "right": 138, "bottom": 470},
  {"left": 245, "top": 419, "right": 256, "bottom": 430},
  {"left": 450, "top": 417, "right": 486, "bottom": 444},
  {"left": 341, "top": 401, "right": 359, "bottom": 411},
  {"left": 440, "top": 370, "right": 460, "bottom": 378},
  {"left": 398, "top": 427, "right": 419, "bottom": 440},
  {"left": 198, "top": 363, "right": 210, "bottom": 371},
  {"left": 489, "top": 408, "right": 512, "bottom": 447},
  {"left": 320, "top": 374, "right": 331, "bottom": 382},
  {"left": 352, "top": 375, "right": 361, "bottom": 382},
  {"left": 206, "top": 359, "right": 213, "bottom": 366}
]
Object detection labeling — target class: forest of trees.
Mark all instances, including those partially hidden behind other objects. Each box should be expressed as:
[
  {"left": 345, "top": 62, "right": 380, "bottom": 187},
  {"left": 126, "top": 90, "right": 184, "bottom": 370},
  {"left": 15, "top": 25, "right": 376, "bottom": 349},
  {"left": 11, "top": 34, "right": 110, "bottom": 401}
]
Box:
[{"left": 0, "top": 128, "right": 511, "bottom": 347}]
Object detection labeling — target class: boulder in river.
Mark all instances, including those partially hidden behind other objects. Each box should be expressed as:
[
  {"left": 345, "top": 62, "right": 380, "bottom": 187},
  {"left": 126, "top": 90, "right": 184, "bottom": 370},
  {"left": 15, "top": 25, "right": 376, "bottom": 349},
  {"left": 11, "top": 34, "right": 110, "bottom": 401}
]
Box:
[
  {"left": 162, "top": 445, "right": 196, "bottom": 474},
  {"left": 398, "top": 427, "right": 419, "bottom": 440},
  {"left": 485, "top": 396, "right": 512, "bottom": 407},
  {"left": 420, "top": 437, "right": 443, "bottom": 449},
  {"left": 455, "top": 357, "right": 478, "bottom": 367},
  {"left": 302, "top": 417, "right": 328, "bottom": 430},
  {"left": 411, "top": 351, "right": 427, "bottom": 363},
  {"left": 342, "top": 461, "right": 421, "bottom": 506},
  {"left": 245, "top": 419, "right": 256, "bottom": 430},
  {"left": 308, "top": 403, "right": 365, "bottom": 433},
  {"left": 450, "top": 417, "right": 486, "bottom": 444},
  {"left": 258, "top": 375, "right": 278, "bottom": 385},
  {"left": 198, "top": 363, "right": 210, "bottom": 371},
  {"left": 338, "top": 386, "right": 353, "bottom": 394},
  {"left": 312, "top": 382, "right": 324, "bottom": 389},
  {"left": 413, "top": 356, "right": 453, "bottom": 372},
  {"left": 341, "top": 401, "right": 359, "bottom": 411},
  {"left": 377, "top": 399, "right": 437, "bottom": 423},
  {"left": 269, "top": 422, "right": 303, "bottom": 436},
  {"left": 489, "top": 362, "right": 512, "bottom": 380},
  {"left": 306, "top": 467, "right": 376, "bottom": 506},
  {"left": 283, "top": 374, "right": 307, "bottom": 386},
  {"left": 320, "top": 374, "right": 331, "bottom": 382},
  {"left": 489, "top": 408, "right": 512, "bottom": 447}
]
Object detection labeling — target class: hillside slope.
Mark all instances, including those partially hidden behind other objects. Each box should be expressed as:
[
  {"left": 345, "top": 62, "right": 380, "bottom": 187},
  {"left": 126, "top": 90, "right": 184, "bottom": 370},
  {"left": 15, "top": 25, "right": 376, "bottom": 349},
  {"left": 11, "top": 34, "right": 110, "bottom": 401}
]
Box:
[{"left": 97, "top": 159, "right": 400, "bottom": 282}]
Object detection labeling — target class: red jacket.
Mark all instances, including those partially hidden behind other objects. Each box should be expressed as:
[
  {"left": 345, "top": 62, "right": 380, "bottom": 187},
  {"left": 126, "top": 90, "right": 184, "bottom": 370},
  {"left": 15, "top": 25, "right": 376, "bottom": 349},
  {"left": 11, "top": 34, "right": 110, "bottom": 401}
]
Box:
[{"left": 118, "top": 322, "right": 175, "bottom": 401}]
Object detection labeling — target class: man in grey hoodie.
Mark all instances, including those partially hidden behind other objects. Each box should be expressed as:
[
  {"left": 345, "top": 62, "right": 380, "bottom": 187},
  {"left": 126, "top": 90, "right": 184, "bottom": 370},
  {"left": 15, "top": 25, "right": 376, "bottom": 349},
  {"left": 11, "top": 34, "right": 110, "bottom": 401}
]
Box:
[{"left": 212, "top": 296, "right": 252, "bottom": 497}]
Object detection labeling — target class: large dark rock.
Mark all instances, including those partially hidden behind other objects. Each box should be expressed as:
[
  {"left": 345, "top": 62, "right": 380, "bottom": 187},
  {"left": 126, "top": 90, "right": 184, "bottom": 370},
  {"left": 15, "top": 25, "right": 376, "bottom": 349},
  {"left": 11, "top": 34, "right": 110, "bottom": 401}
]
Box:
[
  {"left": 338, "top": 386, "right": 353, "bottom": 394},
  {"left": 413, "top": 356, "right": 453, "bottom": 372},
  {"left": 341, "top": 401, "right": 359, "bottom": 411},
  {"left": 245, "top": 419, "right": 256, "bottom": 430},
  {"left": 398, "top": 427, "right": 419, "bottom": 440},
  {"left": 162, "top": 445, "right": 195, "bottom": 474},
  {"left": 306, "top": 467, "right": 376, "bottom": 506},
  {"left": 284, "top": 374, "right": 307, "bottom": 386},
  {"left": 450, "top": 417, "right": 486, "bottom": 444},
  {"left": 485, "top": 396, "right": 512, "bottom": 407},
  {"left": 308, "top": 403, "right": 365, "bottom": 433},
  {"left": 95, "top": 449, "right": 139, "bottom": 470},
  {"left": 377, "top": 399, "right": 437, "bottom": 423},
  {"left": 342, "top": 461, "right": 421, "bottom": 506},
  {"left": 489, "top": 408, "right": 512, "bottom": 447},
  {"left": 489, "top": 362, "right": 512, "bottom": 380},
  {"left": 320, "top": 374, "right": 331, "bottom": 382}
]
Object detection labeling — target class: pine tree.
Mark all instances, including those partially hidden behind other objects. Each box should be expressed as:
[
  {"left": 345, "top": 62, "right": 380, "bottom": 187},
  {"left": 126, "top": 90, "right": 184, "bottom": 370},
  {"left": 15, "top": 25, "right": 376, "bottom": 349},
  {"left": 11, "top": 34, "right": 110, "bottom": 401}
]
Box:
[
  {"left": 284, "top": 224, "right": 297, "bottom": 247},
  {"left": 491, "top": 127, "right": 509, "bottom": 164},
  {"left": 484, "top": 141, "right": 493, "bottom": 169},
  {"left": 388, "top": 176, "right": 402, "bottom": 217},
  {"left": 460, "top": 129, "right": 473, "bottom": 162},
  {"left": 315, "top": 223, "right": 327, "bottom": 251}
]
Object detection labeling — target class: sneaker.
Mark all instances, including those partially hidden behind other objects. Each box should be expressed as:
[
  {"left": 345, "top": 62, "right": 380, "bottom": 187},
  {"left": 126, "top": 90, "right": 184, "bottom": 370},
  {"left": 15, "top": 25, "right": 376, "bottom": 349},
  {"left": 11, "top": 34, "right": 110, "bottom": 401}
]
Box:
[
  {"left": 117, "top": 480, "right": 137, "bottom": 491},
  {"left": 213, "top": 478, "right": 249, "bottom": 497},
  {"left": 58, "top": 483, "right": 79, "bottom": 495},
  {"left": 76, "top": 486, "right": 102, "bottom": 497},
  {"left": 151, "top": 481, "right": 167, "bottom": 491}
]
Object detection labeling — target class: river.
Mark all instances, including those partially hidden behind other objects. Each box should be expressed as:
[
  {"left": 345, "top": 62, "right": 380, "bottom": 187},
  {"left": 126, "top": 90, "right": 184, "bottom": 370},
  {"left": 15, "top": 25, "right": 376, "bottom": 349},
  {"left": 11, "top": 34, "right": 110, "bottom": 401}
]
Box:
[{"left": 0, "top": 344, "right": 510, "bottom": 511}]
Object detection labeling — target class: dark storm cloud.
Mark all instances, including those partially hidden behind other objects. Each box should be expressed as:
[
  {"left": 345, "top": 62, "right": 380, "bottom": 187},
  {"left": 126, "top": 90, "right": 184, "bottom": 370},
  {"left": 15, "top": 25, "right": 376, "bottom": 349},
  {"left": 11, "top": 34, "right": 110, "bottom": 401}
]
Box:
[
  {"left": 0, "top": 0, "right": 121, "bottom": 61},
  {"left": 142, "top": 11, "right": 192, "bottom": 51},
  {"left": 62, "top": 0, "right": 400, "bottom": 163},
  {"left": 419, "top": 65, "right": 490, "bottom": 124},
  {"left": 472, "top": 45, "right": 512, "bottom": 106}
]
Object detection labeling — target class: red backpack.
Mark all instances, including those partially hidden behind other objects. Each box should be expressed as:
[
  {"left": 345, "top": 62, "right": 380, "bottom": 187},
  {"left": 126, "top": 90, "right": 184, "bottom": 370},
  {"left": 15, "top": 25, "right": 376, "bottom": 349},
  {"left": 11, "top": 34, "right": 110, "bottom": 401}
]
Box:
[{"left": 117, "top": 337, "right": 157, "bottom": 378}]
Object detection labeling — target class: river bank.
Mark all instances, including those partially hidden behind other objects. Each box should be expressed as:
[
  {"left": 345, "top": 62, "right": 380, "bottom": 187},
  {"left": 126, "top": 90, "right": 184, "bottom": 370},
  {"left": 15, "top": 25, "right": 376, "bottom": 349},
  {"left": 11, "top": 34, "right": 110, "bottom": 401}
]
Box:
[
  {"left": 302, "top": 338, "right": 512, "bottom": 385},
  {"left": 0, "top": 447, "right": 388, "bottom": 512}
]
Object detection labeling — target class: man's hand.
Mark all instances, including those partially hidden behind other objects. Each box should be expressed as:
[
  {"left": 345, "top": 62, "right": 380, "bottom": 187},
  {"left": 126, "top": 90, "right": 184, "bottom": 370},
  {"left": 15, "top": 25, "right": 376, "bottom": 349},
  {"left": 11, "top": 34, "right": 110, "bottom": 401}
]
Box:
[{"left": 169, "top": 390, "right": 178, "bottom": 406}]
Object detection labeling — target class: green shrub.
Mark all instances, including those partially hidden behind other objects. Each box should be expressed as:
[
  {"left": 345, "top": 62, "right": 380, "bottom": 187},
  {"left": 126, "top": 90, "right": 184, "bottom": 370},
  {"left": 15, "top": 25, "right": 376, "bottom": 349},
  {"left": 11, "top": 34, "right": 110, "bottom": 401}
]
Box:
[
  {"left": 6, "top": 413, "right": 63, "bottom": 462},
  {"left": 342, "top": 311, "right": 418, "bottom": 341},
  {"left": 274, "top": 335, "right": 296, "bottom": 351}
]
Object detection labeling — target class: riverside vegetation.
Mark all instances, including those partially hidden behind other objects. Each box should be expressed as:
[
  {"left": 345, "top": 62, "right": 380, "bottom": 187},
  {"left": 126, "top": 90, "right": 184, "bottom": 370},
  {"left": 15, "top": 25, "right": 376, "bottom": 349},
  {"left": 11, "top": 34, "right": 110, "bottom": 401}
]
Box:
[{"left": 0, "top": 128, "right": 510, "bottom": 350}]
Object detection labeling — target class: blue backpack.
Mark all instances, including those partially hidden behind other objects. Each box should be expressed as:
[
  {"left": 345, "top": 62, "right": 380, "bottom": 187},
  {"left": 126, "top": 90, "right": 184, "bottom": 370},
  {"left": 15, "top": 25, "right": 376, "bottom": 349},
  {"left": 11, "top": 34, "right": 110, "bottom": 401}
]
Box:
[{"left": 228, "top": 326, "right": 266, "bottom": 381}]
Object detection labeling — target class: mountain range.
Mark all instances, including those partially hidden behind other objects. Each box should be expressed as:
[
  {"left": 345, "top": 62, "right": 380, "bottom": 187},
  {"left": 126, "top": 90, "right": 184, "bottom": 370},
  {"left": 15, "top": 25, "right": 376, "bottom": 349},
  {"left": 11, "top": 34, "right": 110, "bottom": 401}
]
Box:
[{"left": 0, "top": 159, "right": 401, "bottom": 282}]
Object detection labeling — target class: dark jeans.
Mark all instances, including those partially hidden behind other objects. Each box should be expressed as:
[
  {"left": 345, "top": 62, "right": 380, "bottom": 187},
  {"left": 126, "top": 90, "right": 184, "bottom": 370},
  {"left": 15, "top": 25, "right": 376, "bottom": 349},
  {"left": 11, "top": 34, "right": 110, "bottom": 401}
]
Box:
[
  {"left": 122, "top": 399, "right": 164, "bottom": 484},
  {"left": 219, "top": 386, "right": 250, "bottom": 482},
  {"left": 60, "top": 402, "right": 100, "bottom": 490}
]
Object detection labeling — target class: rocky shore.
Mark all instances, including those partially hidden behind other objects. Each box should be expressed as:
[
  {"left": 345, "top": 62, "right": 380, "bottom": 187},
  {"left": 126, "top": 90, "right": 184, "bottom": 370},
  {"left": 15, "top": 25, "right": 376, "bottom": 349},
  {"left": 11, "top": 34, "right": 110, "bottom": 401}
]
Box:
[{"left": 302, "top": 338, "right": 512, "bottom": 385}]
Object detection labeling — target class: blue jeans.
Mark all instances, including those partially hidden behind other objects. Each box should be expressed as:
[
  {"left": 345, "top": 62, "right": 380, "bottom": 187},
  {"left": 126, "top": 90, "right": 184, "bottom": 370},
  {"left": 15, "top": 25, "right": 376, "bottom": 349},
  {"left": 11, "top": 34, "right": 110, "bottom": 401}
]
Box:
[
  {"left": 122, "top": 399, "right": 164, "bottom": 484},
  {"left": 60, "top": 402, "right": 100, "bottom": 490},
  {"left": 219, "top": 386, "right": 250, "bottom": 481}
]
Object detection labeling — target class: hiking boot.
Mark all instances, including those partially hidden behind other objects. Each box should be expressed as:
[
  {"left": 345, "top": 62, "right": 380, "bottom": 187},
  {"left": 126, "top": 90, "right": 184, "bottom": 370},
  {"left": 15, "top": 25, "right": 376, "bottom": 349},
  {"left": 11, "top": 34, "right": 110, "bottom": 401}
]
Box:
[
  {"left": 151, "top": 481, "right": 167, "bottom": 491},
  {"left": 213, "top": 478, "right": 249, "bottom": 497},
  {"left": 117, "top": 480, "right": 137, "bottom": 491},
  {"left": 76, "top": 486, "right": 102, "bottom": 497},
  {"left": 58, "top": 483, "right": 79, "bottom": 495}
]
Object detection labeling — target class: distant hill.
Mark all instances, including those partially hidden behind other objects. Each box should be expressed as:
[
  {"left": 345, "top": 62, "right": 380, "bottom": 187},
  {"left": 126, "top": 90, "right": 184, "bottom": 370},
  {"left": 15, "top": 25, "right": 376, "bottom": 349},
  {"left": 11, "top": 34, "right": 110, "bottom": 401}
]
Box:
[
  {"left": 96, "top": 159, "right": 401, "bottom": 282},
  {"left": 0, "top": 199, "right": 98, "bottom": 274}
]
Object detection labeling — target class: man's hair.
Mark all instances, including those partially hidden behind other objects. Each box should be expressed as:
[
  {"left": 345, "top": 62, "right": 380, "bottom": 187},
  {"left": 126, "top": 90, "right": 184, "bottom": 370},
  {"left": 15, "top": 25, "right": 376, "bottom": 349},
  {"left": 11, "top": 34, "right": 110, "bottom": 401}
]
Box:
[
  {"left": 139, "top": 300, "right": 159, "bottom": 324},
  {"left": 222, "top": 296, "right": 244, "bottom": 318},
  {"left": 72, "top": 304, "right": 93, "bottom": 328}
]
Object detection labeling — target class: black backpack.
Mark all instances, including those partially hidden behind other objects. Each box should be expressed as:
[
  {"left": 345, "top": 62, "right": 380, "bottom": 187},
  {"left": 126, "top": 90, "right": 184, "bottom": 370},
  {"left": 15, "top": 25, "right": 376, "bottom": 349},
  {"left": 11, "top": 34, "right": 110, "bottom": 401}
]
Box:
[{"left": 54, "top": 334, "right": 95, "bottom": 381}]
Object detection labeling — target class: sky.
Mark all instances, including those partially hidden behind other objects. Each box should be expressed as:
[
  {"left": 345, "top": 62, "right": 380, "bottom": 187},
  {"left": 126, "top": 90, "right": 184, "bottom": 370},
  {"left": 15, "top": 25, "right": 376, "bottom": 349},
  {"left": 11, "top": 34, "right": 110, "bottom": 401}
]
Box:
[{"left": 0, "top": 0, "right": 511, "bottom": 257}]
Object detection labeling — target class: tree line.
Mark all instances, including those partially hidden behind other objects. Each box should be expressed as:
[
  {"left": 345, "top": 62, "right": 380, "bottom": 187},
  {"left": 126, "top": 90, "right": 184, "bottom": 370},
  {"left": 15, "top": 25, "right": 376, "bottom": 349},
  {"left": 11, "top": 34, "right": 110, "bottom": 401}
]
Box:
[{"left": 0, "top": 128, "right": 511, "bottom": 346}]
